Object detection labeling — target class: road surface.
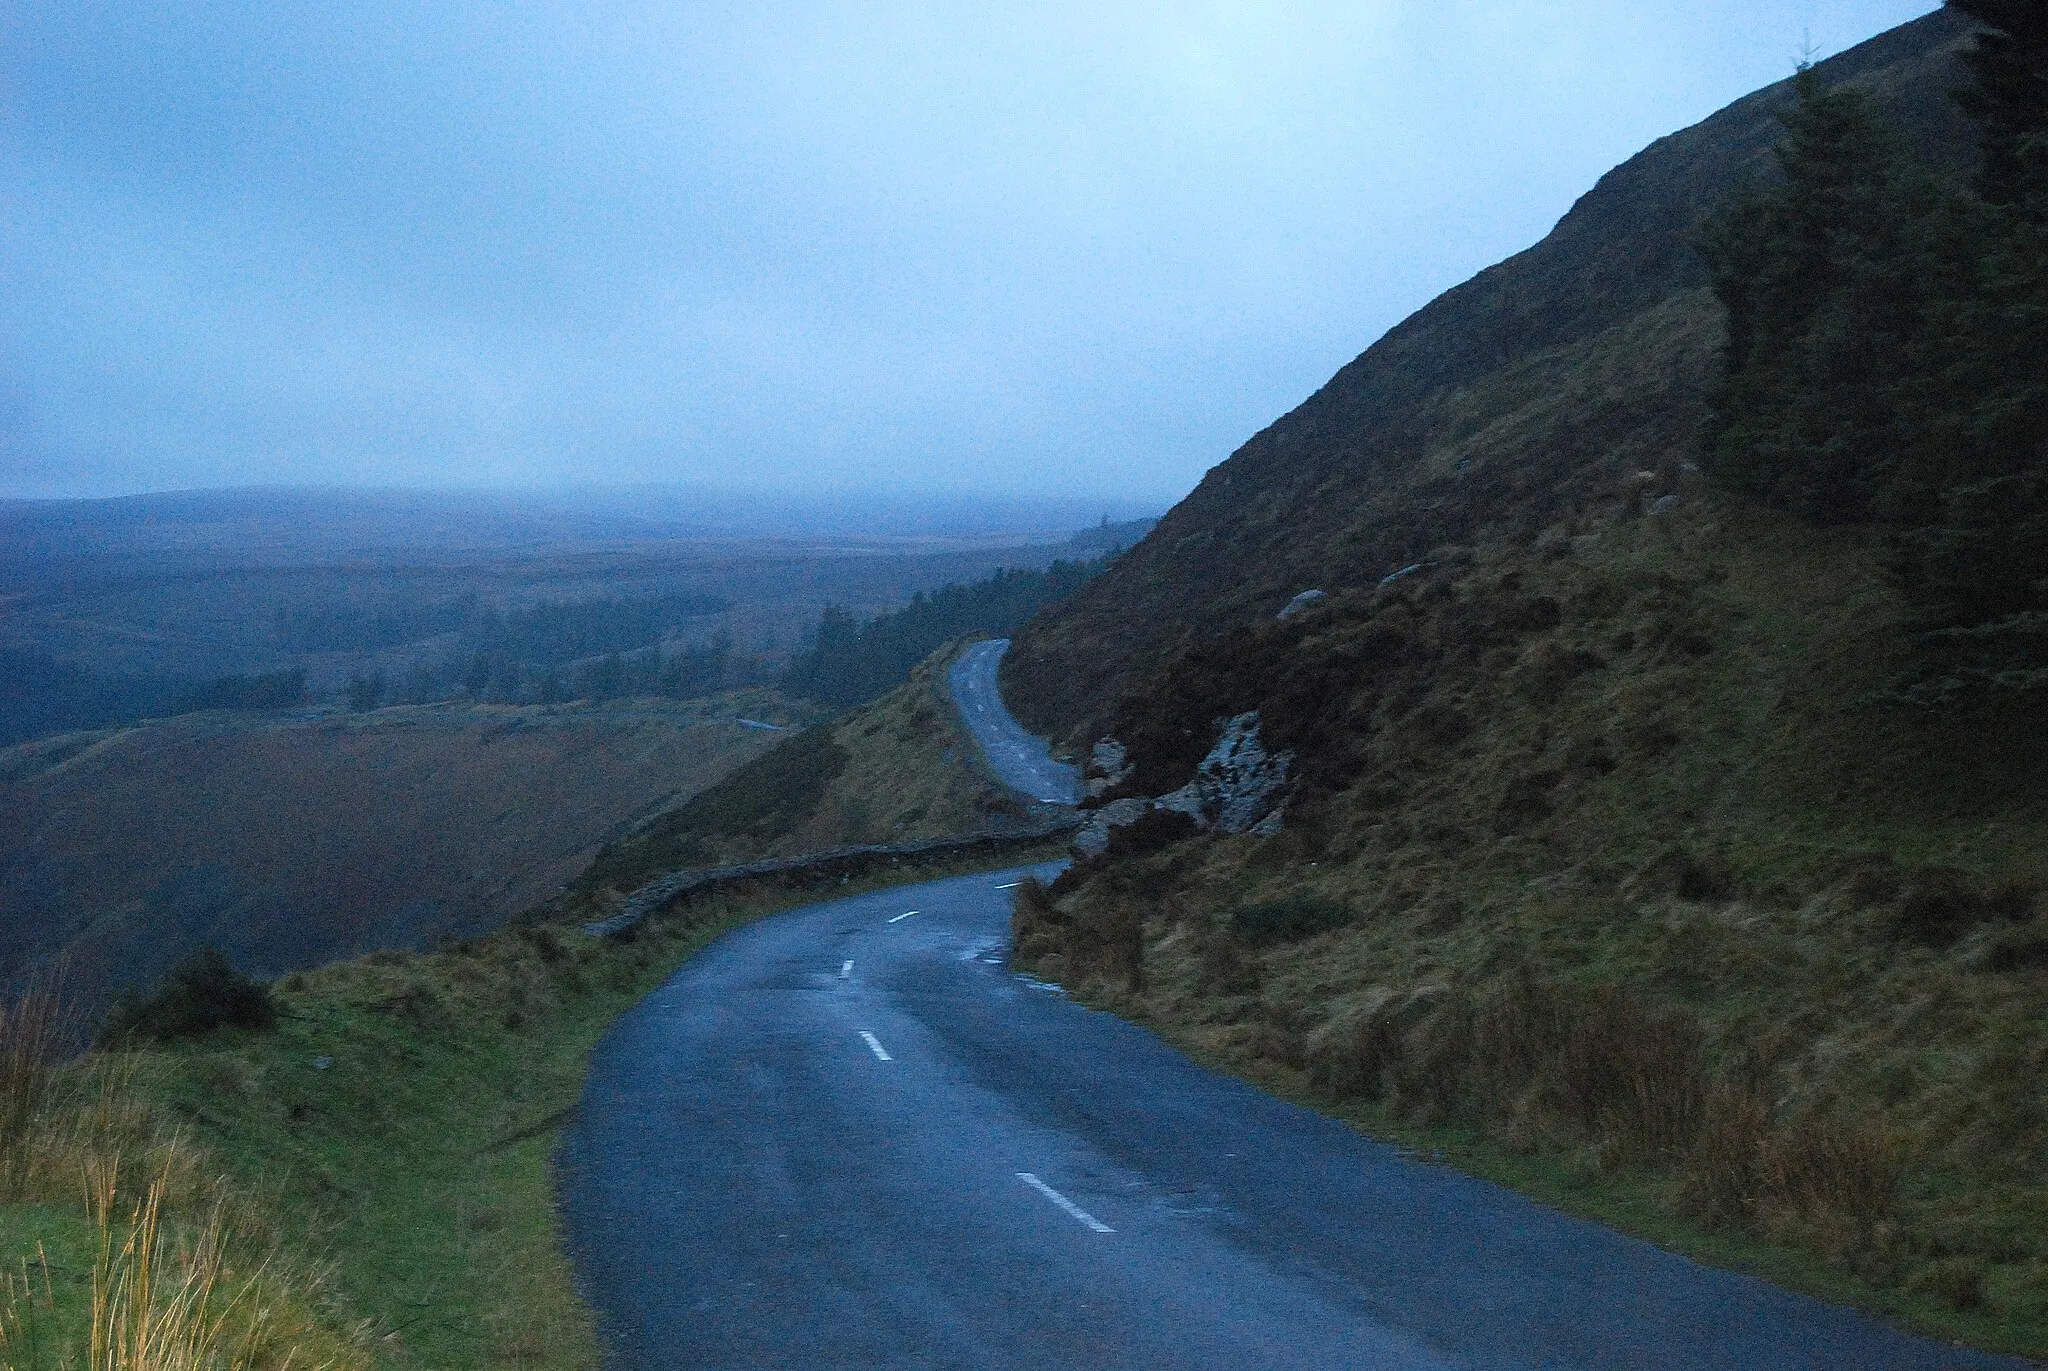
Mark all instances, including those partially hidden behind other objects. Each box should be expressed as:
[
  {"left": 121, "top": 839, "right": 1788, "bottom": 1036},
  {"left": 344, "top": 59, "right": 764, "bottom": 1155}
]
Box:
[
  {"left": 556, "top": 867, "right": 2018, "bottom": 1370},
  {"left": 946, "top": 639, "right": 1080, "bottom": 805}
]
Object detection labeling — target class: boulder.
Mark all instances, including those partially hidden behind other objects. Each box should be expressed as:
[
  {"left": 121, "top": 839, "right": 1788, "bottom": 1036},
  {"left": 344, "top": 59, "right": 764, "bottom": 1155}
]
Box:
[
  {"left": 1073, "top": 715, "right": 1294, "bottom": 856},
  {"left": 1277, "top": 589, "right": 1327, "bottom": 620},
  {"left": 1084, "top": 737, "right": 1134, "bottom": 800}
]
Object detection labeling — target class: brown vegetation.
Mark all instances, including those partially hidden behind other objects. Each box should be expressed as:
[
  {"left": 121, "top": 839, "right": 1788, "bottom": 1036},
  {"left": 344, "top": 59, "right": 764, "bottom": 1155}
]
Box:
[
  {"left": 0, "top": 699, "right": 788, "bottom": 1015},
  {"left": 580, "top": 648, "right": 1042, "bottom": 900},
  {"left": 1013, "top": 487, "right": 2048, "bottom": 1353}
]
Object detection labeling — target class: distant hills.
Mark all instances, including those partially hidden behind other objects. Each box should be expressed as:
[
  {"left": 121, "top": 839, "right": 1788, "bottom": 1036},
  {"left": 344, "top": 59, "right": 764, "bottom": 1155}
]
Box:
[
  {"left": 0, "top": 495, "right": 1161, "bottom": 747},
  {"left": 0, "top": 485, "right": 1162, "bottom": 570}
]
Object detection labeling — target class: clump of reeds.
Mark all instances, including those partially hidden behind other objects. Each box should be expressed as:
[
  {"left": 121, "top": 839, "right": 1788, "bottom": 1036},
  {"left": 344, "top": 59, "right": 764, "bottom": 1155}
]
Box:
[
  {"left": 1010, "top": 879, "right": 1146, "bottom": 992},
  {"left": 88, "top": 1165, "right": 244, "bottom": 1371},
  {"left": 1009, "top": 879, "right": 1066, "bottom": 966},
  {"left": 1680, "top": 1089, "right": 1902, "bottom": 1255},
  {"left": 0, "top": 978, "right": 367, "bottom": 1371},
  {"left": 0, "top": 980, "right": 68, "bottom": 1200},
  {"left": 1300, "top": 976, "right": 1901, "bottom": 1245}
]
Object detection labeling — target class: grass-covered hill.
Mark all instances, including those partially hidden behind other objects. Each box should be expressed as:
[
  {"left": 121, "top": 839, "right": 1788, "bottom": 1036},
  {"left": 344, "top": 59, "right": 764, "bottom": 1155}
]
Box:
[
  {"left": 571, "top": 647, "right": 1054, "bottom": 909},
  {"left": 1017, "top": 490, "right": 2048, "bottom": 1348},
  {"left": 999, "top": 8, "right": 2048, "bottom": 1356},
  {"left": 0, "top": 697, "right": 801, "bottom": 1014},
  {"left": 1000, "top": 10, "right": 1978, "bottom": 744}
]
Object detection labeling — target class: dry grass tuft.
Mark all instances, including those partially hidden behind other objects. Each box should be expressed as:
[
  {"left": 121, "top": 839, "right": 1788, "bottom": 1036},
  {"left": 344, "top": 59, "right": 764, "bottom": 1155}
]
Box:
[
  {"left": 0, "top": 981, "right": 70, "bottom": 1200},
  {"left": 1010, "top": 878, "right": 1145, "bottom": 991},
  {"left": 0, "top": 983, "right": 367, "bottom": 1371}
]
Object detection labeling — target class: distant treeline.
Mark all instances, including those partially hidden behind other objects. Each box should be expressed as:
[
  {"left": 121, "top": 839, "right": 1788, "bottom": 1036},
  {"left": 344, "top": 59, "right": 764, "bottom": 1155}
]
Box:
[
  {"left": 0, "top": 650, "right": 307, "bottom": 747},
  {"left": 475, "top": 593, "right": 729, "bottom": 665},
  {"left": 273, "top": 594, "right": 481, "bottom": 652},
  {"left": 362, "top": 631, "right": 760, "bottom": 712},
  {"left": 310, "top": 589, "right": 742, "bottom": 711},
  {"left": 3, "top": 586, "right": 738, "bottom": 742},
  {"left": 780, "top": 559, "right": 1105, "bottom": 708},
  {"left": 2, "top": 520, "right": 1155, "bottom": 742}
]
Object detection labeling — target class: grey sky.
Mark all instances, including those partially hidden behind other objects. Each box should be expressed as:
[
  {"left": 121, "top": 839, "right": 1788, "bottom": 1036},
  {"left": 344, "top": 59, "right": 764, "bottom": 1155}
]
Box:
[{"left": 2, "top": 0, "right": 1939, "bottom": 503}]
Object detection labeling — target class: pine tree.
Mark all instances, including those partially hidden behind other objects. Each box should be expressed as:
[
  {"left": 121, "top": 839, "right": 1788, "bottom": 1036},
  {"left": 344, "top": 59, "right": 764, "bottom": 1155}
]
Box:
[
  {"left": 1699, "top": 71, "right": 1938, "bottom": 523},
  {"left": 1700, "top": 35, "right": 2048, "bottom": 710}
]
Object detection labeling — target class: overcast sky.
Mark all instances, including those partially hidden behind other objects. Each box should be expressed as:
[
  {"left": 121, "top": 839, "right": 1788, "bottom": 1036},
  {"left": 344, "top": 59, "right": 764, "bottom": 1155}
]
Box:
[{"left": 2, "top": 0, "right": 1939, "bottom": 504}]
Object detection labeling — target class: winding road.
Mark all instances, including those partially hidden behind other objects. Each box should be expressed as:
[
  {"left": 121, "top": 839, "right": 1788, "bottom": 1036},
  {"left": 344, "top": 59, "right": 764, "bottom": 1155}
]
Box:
[
  {"left": 556, "top": 867, "right": 2018, "bottom": 1370},
  {"left": 946, "top": 639, "right": 1080, "bottom": 805}
]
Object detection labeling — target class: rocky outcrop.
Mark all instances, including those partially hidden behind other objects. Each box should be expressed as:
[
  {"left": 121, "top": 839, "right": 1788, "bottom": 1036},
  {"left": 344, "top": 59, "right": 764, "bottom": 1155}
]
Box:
[
  {"left": 1155, "top": 712, "right": 1292, "bottom": 835},
  {"left": 1073, "top": 713, "right": 1292, "bottom": 857},
  {"left": 1084, "top": 738, "right": 1134, "bottom": 801},
  {"left": 1277, "top": 589, "right": 1326, "bottom": 619},
  {"left": 1072, "top": 796, "right": 1152, "bottom": 859}
]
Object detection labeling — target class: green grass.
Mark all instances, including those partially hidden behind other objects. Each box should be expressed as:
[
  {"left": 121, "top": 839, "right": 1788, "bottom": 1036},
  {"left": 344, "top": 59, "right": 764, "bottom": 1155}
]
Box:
[{"left": 1, "top": 844, "right": 1066, "bottom": 1369}]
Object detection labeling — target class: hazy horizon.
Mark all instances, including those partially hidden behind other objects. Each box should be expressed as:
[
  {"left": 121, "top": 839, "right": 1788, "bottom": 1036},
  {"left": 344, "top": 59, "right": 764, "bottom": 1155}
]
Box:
[
  {"left": 4, "top": 0, "right": 1938, "bottom": 503},
  {"left": 0, "top": 483, "right": 1169, "bottom": 566}
]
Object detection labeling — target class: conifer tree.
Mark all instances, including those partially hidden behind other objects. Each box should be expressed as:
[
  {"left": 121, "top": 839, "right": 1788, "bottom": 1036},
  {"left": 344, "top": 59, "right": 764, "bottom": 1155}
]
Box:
[
  {"left": 1699, "top": 70, "right": 1934, "bottom": 523},
  {"left": 1700, "top": 30, "right": 2048, "bottom": 709}
]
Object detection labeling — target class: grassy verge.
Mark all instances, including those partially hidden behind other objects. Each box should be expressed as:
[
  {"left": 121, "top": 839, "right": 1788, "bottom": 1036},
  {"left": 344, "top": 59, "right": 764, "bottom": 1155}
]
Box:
[
  {"left": 1121, "top": 1006, "right": 2042, "bottom": 1359},
  {"left": 1018, "top": 835, "right": 2048, "bottom": 1363},
  {"left": 0, "top": 843, "right": 1066, "bottom": 1369}
]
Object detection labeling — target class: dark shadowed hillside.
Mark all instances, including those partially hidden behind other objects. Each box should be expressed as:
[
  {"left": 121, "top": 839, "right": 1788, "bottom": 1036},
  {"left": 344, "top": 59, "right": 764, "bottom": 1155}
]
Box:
[
  {"left": 0, "top": 699, "right": 795, "bottom": 1012},
  {"left": 999, "top": 10, "right": 2048, "bottom": 1355},
  {"left": 1002, "top": 11, "right": 1977, "bottom": 745}
]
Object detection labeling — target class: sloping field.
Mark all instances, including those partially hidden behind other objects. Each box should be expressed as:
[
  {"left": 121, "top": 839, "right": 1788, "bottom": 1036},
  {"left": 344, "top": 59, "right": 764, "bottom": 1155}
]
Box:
[
  {"left": 990, "top": 13, "right": 2048, "bottom": 1353},
  {"left": 575, "top": 647, "right": 1053, "bottom": 904},
  {"left": 0, "top": 697, "right": 795, "bottom": 1011}
]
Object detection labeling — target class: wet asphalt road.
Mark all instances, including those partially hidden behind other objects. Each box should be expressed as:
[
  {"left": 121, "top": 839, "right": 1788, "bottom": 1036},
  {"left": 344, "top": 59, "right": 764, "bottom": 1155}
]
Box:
[
  {"left": 946, "top": 639, "right": 1080, "bottom": 805},
  {"left": 555, "top": 867, "right": 2020, "bottom": 1371}
]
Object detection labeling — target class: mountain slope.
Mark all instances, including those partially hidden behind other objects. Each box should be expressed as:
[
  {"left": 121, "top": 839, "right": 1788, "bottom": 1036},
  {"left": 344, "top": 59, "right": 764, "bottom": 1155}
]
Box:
[
  {"left": 1002, "top": 11, "right": 1977, "bottom": 745},
  {"left": 998, "top": 11, "right": 2048, "bottom": 1354}
]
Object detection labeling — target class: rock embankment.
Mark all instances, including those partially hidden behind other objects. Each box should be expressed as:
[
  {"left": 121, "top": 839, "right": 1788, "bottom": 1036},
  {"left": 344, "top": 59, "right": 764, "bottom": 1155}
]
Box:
[{"left": 1074, "top": 711, "right": 1290, "bottom": 858}]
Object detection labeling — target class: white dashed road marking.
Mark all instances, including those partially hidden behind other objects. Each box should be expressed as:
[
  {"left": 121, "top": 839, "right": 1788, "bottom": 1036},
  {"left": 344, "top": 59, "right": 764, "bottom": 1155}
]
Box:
[
  {"left": 859, "top": 1032, "right": 892, "bottom": 1061},
  {"left": 1016, "top": 1173, "right": 1113, "bottom": 1233},
  {"left": 994, "top": 882, "right": 1022, "bottom": 889},
  {"left": 888, "top": 910, "right": 918, "bottom": 924}
]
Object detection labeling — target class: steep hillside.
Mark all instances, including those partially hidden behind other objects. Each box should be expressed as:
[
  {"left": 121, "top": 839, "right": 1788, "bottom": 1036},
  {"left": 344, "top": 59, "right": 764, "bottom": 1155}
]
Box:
[
  {"left": 1002, "top": 11, "right": 1977, "bottom": 745},
  {"left": 1019, "top": 487, "right": 2048, "bottom": 1352},
  {"left": 0, "top": 696, "right": 802, "bottom": 1011},
  {"left": 1003, "top": 10, "right": 2048, "bottom": 1355}
]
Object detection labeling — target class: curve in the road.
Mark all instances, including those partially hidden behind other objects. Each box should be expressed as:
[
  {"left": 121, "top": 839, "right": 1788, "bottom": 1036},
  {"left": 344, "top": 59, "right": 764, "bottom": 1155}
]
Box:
[
  {"left": 557, "top": 867, "right": 2022, "bottom": 1371},
  {"left": 946, "top": 638, "right": 1080, "bottom": 806}
]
